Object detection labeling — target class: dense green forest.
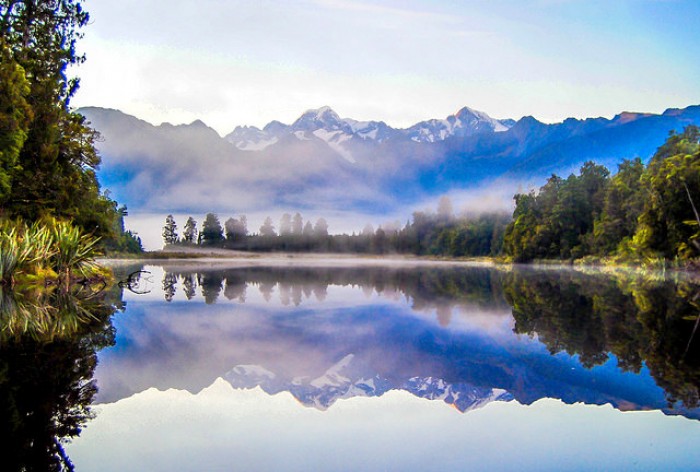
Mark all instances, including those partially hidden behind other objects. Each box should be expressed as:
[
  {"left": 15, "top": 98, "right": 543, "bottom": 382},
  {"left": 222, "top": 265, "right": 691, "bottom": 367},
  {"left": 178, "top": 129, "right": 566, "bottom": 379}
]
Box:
[
  {"left": 0, "top": 0, "right": 141, "bottom": 256},
  {"left": 504, "top": 125, "right": 700, "bottom": 263}
]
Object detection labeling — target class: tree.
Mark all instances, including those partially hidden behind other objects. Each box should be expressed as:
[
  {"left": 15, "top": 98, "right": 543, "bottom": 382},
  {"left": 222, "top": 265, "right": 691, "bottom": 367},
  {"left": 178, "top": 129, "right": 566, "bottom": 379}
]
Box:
[
  {"left": 437, "top": 196, "right": 454, "bottom": 221},
  {"left": 302, "top": 221, "right": 314, "bottom": 237},
  {"left": 225, "top": 217, "right": 236, "bottom": 241},
  {"left": 162, "top": 214, "right": 178, "bottom": 245},
  {"left": 313, "top": 218, "right": 329, "bottom": 237},
  {"left": 239, "top": 215, "right": 248, "bottom": 237},
  {"left": 279, "top": 213, "right": 292, "bottom": 236},
  {"left": 633, "top": 126, "right": 700, "bottom": 259},
  {"left": 292, "top": 213, "right": 303, "bottom": 235},
  {"left": 201, "top": 213, "right": 224, "bottom": 245},
  {"left": 224, "top": 216, "right": 247, "bottom": 243},
  {"left": 0, "top": 1, "right": 125, "bottom": 245},
  {"left": 259, "top": 217, "right": 276, "bottom": 237},
  {"left": 183, "top": 217, "right": 198, "bottom": 243},
  {"left": 0, "top": 42, "right": 31, "bottom": 203},
  {"left": 593, "top": 158, "right": 645, "bottom": 254}
]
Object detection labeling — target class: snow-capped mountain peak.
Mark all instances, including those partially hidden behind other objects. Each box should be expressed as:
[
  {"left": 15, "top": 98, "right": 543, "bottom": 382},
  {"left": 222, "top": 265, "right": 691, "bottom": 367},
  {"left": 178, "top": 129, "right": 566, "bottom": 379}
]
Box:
[
  {"left": 223, "top": 357, "right": 514, "bottom": 412},
  {"left": 404, "top": 106, "right": 512, "bottom": 143},
  {"left": 225, "top": 125, "right": 279, "bottom": 151},
  {"left": 225, "top": 105, "right": 517, "bottom": 152},
  {"left": 293, "top": 106, "right": 350, "bottom": 133}
]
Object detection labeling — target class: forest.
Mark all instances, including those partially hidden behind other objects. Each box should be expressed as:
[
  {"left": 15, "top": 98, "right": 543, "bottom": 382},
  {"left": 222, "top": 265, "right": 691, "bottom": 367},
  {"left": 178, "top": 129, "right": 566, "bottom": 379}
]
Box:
[
  {"left": 504, "top": 125, "right": 700, "bottom": 263},
  {"left": 0, "top": 1, "right": 141, "bottom": 288},
  {"left": 162, "top": 124, "right": 700, "bottom": 265}
]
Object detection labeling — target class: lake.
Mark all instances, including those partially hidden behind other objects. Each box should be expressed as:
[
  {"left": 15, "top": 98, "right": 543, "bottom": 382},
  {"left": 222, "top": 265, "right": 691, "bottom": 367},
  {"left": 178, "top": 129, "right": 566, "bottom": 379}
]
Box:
[{"left": 3, "top": 259, "right": 700, "bottom": 471}]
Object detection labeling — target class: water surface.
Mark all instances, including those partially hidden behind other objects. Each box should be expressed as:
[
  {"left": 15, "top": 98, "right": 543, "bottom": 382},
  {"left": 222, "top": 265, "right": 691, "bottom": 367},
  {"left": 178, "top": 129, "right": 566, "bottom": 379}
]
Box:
[{"left": 4, "top": 260, "right": 700, "bottom": 470}]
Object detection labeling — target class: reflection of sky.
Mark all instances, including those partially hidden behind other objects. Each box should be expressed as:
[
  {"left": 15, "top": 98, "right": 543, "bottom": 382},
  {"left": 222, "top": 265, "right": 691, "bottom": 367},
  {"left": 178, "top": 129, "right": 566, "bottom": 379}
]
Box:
[
  {"left": 69, "top": 382, "right": 700, "bottom": 472},
  {"left": 77, "top": 263, "right": 700, "bottom": 469},
  {"left": 96, "top": 264, "right": 678, "bottom": 418}
]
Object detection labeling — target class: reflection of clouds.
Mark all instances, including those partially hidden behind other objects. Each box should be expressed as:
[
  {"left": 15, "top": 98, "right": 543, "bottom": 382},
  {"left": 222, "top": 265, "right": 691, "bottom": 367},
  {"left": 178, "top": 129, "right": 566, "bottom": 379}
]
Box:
[
  {"left": 149, "top": 263, "right": 518, "bottom": 337},
  {"left": 70, "top": 384, "right": 700, "bottom": 472},
  {"left": 96, "top": 279, "right": 516, "bottom": 405},
  {"left": 96, "top": 263, "right": 690, "bottom": 420}
]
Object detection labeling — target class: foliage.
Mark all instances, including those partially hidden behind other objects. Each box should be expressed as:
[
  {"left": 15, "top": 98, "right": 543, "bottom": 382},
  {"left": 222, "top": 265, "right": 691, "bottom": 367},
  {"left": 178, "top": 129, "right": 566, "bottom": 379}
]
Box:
[
  {"left": 0, "top": 42, "right": 32, "bottom": 201},
  {"left": 633, "top": 126, "right": 700, "bottom": 259},
  {"left": 0, "top": 0, "right": 137, "bottom": 251},
  {"left": 503, "top": 162, "right": 609, "bottom": 261},
  {"left": 201, "top": 213, "right": 224, "bottom": 244},
  {"left": 0, "top": 218, "right": 102, "bottom": 287},
  {"left": 504, "top": 127, "right": 700, "bottom": 264},
  {"left": 47, "top": 219, "right": 100, "bottom": 279},
  {"left": 162, "top": 214, "right": 178, "bottom": 245},
  {"left": 182, "top": 216, "right": 198, "bottom": 243},
  {"left": 224, "top": 216, "right": 247, "bottom": 243},
  {"left": 259, "top": 216, "right": 276, "bottom": 237},
  {"left": 503, "top": 268, "right": 700, "bottom": 409},
  {"left": 0, "top": 283, "right": 120, "bottom": 470}
]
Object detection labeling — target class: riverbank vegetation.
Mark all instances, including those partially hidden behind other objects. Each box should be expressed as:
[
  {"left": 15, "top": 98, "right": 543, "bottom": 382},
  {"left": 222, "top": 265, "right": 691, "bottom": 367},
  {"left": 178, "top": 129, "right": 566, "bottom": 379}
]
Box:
[
  {"left": 0, "top": 218, "right": 108, "bottom": 288},
  {"left": 161, "top": 209, "right": 510, "bottom": 258},
  {"left": 504, "top": 126, "right": 700, "bottom": 266},
  {"left": 0, "top": 0, "right": 142, "bottom": 265},
  {"left": 160, "top": 125, "right": 700, "bottom": 268}
]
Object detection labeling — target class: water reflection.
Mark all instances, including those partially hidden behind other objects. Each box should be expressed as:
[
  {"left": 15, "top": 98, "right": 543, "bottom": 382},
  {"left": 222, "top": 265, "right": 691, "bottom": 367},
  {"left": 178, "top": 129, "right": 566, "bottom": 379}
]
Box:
[
  {"left": 504, "top": 269, "right": 700, "bottom": 409},
  {"left": 94, "top": 263, "right": 700, "bottom": 419},
  {"left": 0, "top": 284, "right": 122, "bottom": 471}
]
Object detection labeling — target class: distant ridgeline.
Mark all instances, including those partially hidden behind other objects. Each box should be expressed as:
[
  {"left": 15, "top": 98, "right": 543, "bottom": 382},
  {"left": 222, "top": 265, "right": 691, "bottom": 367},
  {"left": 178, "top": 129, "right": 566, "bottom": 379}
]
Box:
[
  {"left": 80, "top": 104, "right": 700, "bottom": 216},
  {"left": 161, "top": 125, "right": 700, "bottom": 264}
]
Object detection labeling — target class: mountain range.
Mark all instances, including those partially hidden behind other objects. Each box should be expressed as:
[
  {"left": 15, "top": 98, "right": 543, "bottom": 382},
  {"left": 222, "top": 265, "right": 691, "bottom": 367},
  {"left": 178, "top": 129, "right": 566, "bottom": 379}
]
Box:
[
  {"left": 79, "top": 104, "right": 700, "bottom": 216},
  {"left": 224, "top": 356, "right": 514, "bottom": 412}
]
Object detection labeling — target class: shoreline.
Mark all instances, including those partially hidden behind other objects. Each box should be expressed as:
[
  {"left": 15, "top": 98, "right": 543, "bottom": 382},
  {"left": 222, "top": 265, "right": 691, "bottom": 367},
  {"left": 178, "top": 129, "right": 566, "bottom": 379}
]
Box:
[{"left": 99, "top": 247, "right": 700, "bottom": 282}]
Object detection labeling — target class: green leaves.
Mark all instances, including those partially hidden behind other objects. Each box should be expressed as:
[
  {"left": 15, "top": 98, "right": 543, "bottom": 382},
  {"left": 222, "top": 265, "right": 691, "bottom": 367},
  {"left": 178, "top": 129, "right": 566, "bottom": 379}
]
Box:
[
  {"left": 0, "top": 218, "right": 101, "bottom": 287},
  {"left": 504, "top": 127, "right": 700, "bottom": 264}
]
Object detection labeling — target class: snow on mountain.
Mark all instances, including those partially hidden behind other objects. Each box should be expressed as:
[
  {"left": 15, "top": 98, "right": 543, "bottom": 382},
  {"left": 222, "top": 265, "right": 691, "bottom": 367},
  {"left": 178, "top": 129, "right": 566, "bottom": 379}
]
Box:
[
  {"left": 292, "top": 106, "right": 353, "bottom": 134},
  {"left": 404, "top": 376, "right": 513, "bottom": 412},
  {"left": 404, "top": 106, "right": 512, "bottom": 143},
  {"left": 309, "top": 354, "right": 355, "bottom": 388},
  {"left": 223, "top": 356, "right": 514, "bottom": 412},
  {"left": 312, "top": 129, "right": 356, "bottom": 163},
  {"left": 225, "top": 105, "right": 511, "bottom": 161},
  {"left": 225, "top": 125, "right": 278, "bottom": 150},
  {"left": 343, "top": 118, "right": 395, "bottom": 142}
]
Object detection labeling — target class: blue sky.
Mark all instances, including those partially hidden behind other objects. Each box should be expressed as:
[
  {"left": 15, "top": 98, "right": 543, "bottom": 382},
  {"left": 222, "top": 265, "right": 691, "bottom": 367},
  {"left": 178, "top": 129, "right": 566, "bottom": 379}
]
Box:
[{"left": 72, "top": 0, "right": 700, "bottom": 135}]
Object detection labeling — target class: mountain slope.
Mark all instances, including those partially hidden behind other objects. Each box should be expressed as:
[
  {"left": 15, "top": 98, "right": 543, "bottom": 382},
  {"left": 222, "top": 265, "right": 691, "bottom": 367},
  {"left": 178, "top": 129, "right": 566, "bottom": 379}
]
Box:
[{"left": 79, "top": 104, "right": 700, "bottom": 215}]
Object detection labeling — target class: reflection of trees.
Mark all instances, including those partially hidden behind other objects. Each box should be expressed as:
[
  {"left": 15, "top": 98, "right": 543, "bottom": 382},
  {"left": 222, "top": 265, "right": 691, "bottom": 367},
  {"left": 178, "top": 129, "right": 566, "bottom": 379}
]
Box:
[
  {"left": 0, "top": 285, "right": 120, "bottom": 470},
  {"left": 503, "top": 269, "right": 700, "bottom": 408},
  {"left": 160, "top": 265, "right": 700, "bottom": 409},
  {"left": 199, "top": 272, "right": 223, "bottom": 305},
  {"left": 163, "top": 272, "right": 177, "bottom": 302},
  {"left": 161, "top": 266, "right": 510, "bottom": 315},
  {"left": 182, "top": 274, "right": 197, "bottom": 300}
]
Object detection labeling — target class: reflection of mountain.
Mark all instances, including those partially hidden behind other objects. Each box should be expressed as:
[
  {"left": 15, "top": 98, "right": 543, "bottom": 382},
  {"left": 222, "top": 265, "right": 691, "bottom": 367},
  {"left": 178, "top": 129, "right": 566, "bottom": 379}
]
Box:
[
  {"left": 224, "top": 355, "right": 514, "bottom": 412},
  {"left": 96, "top": 263, "right": 700, "bottom": 420}
]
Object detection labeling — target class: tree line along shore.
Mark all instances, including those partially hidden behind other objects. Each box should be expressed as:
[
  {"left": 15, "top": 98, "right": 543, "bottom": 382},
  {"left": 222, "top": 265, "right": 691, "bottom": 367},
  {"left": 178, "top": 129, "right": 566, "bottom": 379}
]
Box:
[
  {"left": 3, "top": 2, "right": 700, "bottom": 287},
  {"left": 158, "top": 126, "right": 700, "bottom": 268}
]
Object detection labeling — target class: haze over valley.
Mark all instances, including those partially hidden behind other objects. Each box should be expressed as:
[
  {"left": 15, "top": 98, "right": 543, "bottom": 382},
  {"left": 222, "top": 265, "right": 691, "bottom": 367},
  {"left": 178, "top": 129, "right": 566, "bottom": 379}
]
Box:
[{"left": 82, "top": 104, "right": 700, "bottom": 249}]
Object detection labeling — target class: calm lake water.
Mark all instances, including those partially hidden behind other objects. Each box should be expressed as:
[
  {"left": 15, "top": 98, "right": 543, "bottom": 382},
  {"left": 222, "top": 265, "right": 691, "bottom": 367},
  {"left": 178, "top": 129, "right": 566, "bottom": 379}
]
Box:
[{"left": 3, "top": 260, "right": 700, "bottom": 470}]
